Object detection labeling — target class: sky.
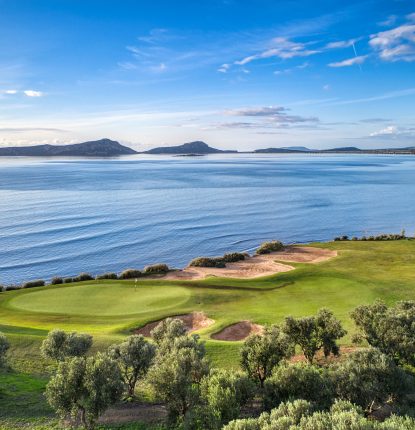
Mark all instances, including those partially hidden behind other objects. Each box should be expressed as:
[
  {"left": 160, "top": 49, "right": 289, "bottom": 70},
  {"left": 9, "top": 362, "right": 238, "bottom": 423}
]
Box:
[{"left": 0, "top": 0, "right": 415, "bottom": 150}]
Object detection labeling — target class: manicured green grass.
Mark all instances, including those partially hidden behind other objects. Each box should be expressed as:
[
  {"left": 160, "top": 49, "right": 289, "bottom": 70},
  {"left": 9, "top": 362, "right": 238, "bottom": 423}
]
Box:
[{"left": 1, "top": 240, "right": 415, "bottom": 427}]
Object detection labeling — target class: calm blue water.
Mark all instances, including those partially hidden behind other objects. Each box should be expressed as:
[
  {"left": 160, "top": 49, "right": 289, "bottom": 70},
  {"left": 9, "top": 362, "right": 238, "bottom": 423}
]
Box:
[{"left": 1, "top": 153, "right": 414, "bottom": 285}]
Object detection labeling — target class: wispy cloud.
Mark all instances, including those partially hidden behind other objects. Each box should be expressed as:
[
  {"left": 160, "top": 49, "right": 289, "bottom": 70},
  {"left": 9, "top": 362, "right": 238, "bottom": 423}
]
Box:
[
  {"left": 369, "top": 125, "right": 415, "bottom": 138},
  {"left": 359, "top": 118, "right": 392, "bottom": 123},
  {"left": 0, "top": 127, "right": 66, "bottom": 133},
  {"left": 328, "top": 55, "right": 368, "bottom": 67},
  {"left": 234, "top": 37, "right": 319, "bottom": 66},
  {"left": 274, "top": 61, "right": 309, "bottom": 75},
  {"left": 325, "top": 38, "right": 361, "bottom": 49},
  {"left": 378, "top": 15, "right": 398, "bottom": 27},
  {"left": 370, "top": 20, "right": 415, "bottom": 62},
  {"left": 220, "top": 105, "right": 319, "bottom": 129}
]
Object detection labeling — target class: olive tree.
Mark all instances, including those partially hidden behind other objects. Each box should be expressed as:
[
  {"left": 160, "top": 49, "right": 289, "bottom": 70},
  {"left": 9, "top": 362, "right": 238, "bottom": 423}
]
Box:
[
  {"left": 148, "top": 333, "right": 209, "bottom": 424},
  {"left": 0, "top": 331, "right": 10, "bottom": 368},
  {"left": 224, "top": 399, "right": 415, "bottom": 430},
  {"left": 41, "top": 329, "right": 93, "bottom": 362},
  {"left": 151, "top": 317, "right": 187, "bottom": 346},
  {"left": 108, "top": 334, "right": 155, "bottom": 398},
  {"left": 240, "top": 325, "right": 294, "bottom": 387},
  {"left": 264, "top": 362, "right": 333, "bottom": 410},
  {"left": 351, "top": 300, "right": 415, "bottom": 366},
  {"left": 46, "top": 353, "right": 123, "bottom": 429},
  {"left": 185, "top": 369, "right": 255, "bottom": 429},
  {"left": 331, "top": 348, "right": 414, "bottom": 413},
  {"left": 282, "top": 308, "right": 346, "bottom": 363}
]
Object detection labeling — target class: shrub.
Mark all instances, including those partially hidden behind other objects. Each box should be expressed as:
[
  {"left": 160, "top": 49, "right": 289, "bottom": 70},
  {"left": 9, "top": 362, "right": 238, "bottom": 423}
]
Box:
[
  {"left": 63, "top": 277, "right": 73, "bottom": 283},
  {"left": 119, "top": 269, "right": 142, "bottom": 279},
  {"left": 46, "top": 353, "right": 123, "bottom": 429},
  {"left": 143, "top": 263, "right": 170, "bottom": 275},
  {"left": 264, "top": 362, "right": 333, "bottom": 410},
  {"left": 96, "top": 272, "right": 118, "bottom": 280},
  {"left": 256, "top": 241, "right": 284, "bottom": 254},
  {"left": 73, "top": 272, "right": 94, "bottom": 282},
  {"left": 241, "top": 325, "right": 294, "bottom": 387},
  {"left": 189, "top": 257, "right": 225, "bottom": 268},
  {"left": 331, "top": 348, "right": 414, "bottom": 411},
  {"left": 4, "top": 285, "right": 21, "bottom": 291},
  {"left": 41, "top": 329, "right": 93, "bottom": 362},
  {"left": 222, "top": 252, "right": 246, "bottom": 263},
  {"left": 22, "top": 279, "right": 45, "bottom": 289},
  {"left": 50, "top": 276, "right": 63, "bottom": 285}
]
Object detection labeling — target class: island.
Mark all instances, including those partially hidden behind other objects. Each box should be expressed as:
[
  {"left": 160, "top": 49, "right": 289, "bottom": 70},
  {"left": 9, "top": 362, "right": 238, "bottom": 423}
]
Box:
[
  {"left": 143, "top": 140, "right": 237, "bottom": 155},
  {"left": 0, "top": 138, "right": 137, "bottom": 157}
]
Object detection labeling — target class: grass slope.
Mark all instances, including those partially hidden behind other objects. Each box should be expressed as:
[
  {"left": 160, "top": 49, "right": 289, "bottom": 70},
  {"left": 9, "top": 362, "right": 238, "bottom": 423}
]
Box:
[{"left": 1, "top": 240, "right": 415, "bottom": 427}]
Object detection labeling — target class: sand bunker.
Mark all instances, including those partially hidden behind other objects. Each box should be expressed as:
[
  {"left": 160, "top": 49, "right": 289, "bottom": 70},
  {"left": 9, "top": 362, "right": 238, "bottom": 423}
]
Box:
[
  {"left": 136, "top": 311, "right": 214, "bottom": 338},
  {"left": 211, "top": 320, "right": 263, "bottom": 341},
  {"left": 160, "top": 246, "right": 337, "bottom": 281}
]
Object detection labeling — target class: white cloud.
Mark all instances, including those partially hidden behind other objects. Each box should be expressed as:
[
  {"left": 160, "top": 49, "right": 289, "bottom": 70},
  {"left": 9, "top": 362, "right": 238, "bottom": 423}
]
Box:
[
  {"left": 4, "top": 89, "right": 18, "bottom": 94},
  {"left": 370, "top": 23, "right": 415, "bottom": 62},
  {"left": 328, "top": 55, "right": 368, "bottom": 67},
  {"left": 378, "top": 15, "right": 398, "bottom": 27},
  {"left": 369, "top": 125, "right": 415, "bottom": 138},
  {"left": 369, "top": 125, "right": 397, "bottom": 136},
  {"left": 235, "top": 37, "right": 319, "bottom": 66},
  {"left": 224, "top": 105, "right": 319, "bottom": 128},
  {"left": 407, "top": 12, "right": 415, "bottom": 22},
  {"left": 24, "top": 90, "right": 43, "bottom": 97},
  {"left": 274, "top": 62, "right": 309, "bottom": 75},
  {"left": 325, "top": 38, "right": 360, "bottom": 49},
  {"left": 217, "top": 63, "right": 230, "bottom": 73}
]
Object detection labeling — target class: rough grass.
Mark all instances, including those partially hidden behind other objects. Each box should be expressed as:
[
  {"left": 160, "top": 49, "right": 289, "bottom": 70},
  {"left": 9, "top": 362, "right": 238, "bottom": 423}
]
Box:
[{"left": 1, "top": 241, "right": 415, "bottom": 427}]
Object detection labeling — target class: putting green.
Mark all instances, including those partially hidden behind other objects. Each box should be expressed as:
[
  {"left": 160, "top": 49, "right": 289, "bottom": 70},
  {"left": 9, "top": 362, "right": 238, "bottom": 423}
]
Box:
[{"left": 8, "top": 282, "right": 190, "bottom": 316}]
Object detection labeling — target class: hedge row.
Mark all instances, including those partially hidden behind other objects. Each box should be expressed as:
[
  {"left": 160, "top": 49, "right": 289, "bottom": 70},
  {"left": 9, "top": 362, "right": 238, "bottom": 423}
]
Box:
[
  {"left": 189, "top": 252, "right": 247, "bottom": 268},
  {"left": 1, "top": 264, "right": 172, "bottom": 292},
  {"left": 334, "top": 233, "right": 407, "bottom": 242}
]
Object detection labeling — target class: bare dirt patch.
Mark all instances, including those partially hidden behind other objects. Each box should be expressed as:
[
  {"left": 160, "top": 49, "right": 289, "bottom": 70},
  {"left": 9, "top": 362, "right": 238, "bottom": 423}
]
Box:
[
  {"left": 159, "top": 246, "right": 337, "bottom": 281},
  {"left": 99, "top": 402, "right": 167, "bottom": 425},
  {"left": 211, "top": 320, "right": 263, "bottom": 341},
  {"left": 136, "top": 311, "right": 214, "bottom": 338},
  {"left": 290, "top": 346, "right": 362, "bottom": 364}
]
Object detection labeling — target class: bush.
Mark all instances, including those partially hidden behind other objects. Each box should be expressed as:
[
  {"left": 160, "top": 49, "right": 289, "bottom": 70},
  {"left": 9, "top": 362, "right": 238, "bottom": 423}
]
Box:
[
  {"left": 264, "top": 362, "right": 333, "bottom": 410},
  {"left": 143, "top": 263, "right": 170, "bottom": 275},
  {"left": 22, "top": 279, "right": 45, "bottom": 289},
  {"left": 189, "top": 257, "right": 225, "bottom": 268},
  {"left": 63, "top": 277, "right": 73, "bottom": 283},
  {"left": 72, "top": 272, "right": 94, "bottom": 282},
  {"left": 222, "top": 252, "right": 246, "bottom": 263},
  {"left": 119, "top": 269, "right": 142, "bottom": 279},
  {"left": 256, "top": 241, "right": 284, "bottom": 254},
  {"left": 96, "top": 272, "right": 118, "bottom": 280},
  {"left": 4, "top": 285, "right": 21, "bottom": 291},
  {"left": 50, "top": 277, "right": 63, "bottom": 285}
]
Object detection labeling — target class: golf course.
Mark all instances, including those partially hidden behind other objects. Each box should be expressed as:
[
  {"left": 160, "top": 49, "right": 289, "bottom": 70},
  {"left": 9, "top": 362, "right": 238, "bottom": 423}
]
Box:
[{"left": 1, "top": 239, "right": 415, "bottom": 428}]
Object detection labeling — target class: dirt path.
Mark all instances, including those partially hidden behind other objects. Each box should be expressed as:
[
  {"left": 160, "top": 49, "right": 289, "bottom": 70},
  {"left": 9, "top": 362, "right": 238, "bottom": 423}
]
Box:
[{"left": 159, "top": 246, "right": 337, "bottom": 280}]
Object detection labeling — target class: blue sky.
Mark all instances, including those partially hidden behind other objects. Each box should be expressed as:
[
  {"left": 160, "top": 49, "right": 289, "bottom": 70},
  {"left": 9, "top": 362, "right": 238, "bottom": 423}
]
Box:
[{"left": 0, "top": 0, "right": 414, "bottom": 150}]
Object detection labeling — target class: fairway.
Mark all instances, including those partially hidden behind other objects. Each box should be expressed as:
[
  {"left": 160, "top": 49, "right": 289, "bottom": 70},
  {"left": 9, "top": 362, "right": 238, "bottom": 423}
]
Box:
[
  {"left": 8, "top": 283, "right": 190, "bottom": 316},
  {"left": 1, "top": 240, "right": 415, "bottom": 369}
]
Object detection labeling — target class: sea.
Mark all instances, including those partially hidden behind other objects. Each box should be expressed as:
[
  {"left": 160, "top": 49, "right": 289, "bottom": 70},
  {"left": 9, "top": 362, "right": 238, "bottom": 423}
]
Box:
[{"left": 1, "top": 153, "right": 414, "bottom": 285}]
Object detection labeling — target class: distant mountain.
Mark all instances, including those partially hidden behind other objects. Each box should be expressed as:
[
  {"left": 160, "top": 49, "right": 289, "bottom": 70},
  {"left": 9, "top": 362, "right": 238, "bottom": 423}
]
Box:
[
  {"left": 144, "top": 141, "right": 237, "bottom": 154},
  {"left": 280, "top": 146, "right": 313, "bottom": 152},
  {"left": 323, "top": 146, "right": 361, "bottom": 152},
  {"left": 254, "top": 147, "right": 309, "bottom": 153},
  {"left": 0, "top": 139, "right": 137, "bottom": 157}
]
